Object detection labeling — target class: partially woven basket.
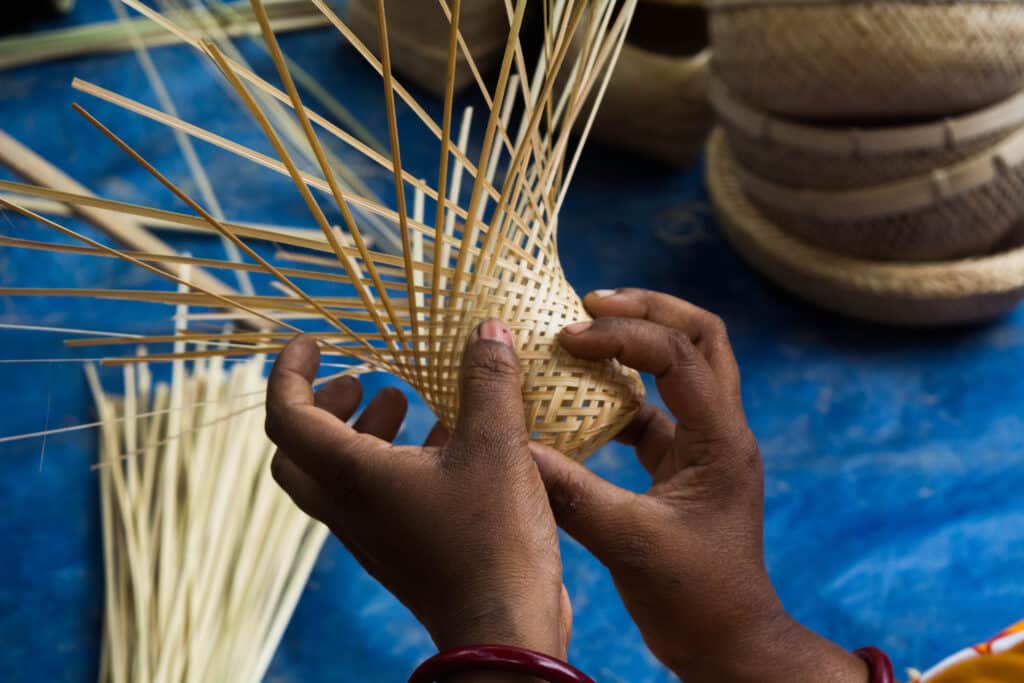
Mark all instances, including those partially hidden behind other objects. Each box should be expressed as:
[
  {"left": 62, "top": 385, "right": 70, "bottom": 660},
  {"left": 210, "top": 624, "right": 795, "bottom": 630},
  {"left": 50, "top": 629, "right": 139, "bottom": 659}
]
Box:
[
  {"left": 730, "top": 125, "right": 1024, "bottom": 262},
  {"left": 708, "top": 0, "right": 1024, "bottom": 120},
  {"left": 708, "top": 129, "right": 1024, "bottom": 326},
  {"left": 710, "top": 74, "right": 1024, "bottom": 190},
  {"left": 343, "top": 0, "right": 509, "bottom": 97},
  {"left": 577, "top": 0, "right": 713, "bottom": 166}
]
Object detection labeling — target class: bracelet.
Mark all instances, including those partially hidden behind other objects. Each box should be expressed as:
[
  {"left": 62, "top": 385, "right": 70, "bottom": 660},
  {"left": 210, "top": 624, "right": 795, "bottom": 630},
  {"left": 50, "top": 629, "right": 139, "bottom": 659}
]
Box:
[
  {"left": 855, "top": 646, "right": 895, "bottom": 683},
  {"left": 408, "top": 645, "right": 595, "bottom": 683}
]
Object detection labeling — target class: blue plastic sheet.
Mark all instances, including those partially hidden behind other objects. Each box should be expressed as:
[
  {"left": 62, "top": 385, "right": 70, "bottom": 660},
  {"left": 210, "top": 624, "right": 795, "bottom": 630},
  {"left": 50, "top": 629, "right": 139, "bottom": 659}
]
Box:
[{"left": 1, "top": 2, "right": 1022, "bottom": 681}]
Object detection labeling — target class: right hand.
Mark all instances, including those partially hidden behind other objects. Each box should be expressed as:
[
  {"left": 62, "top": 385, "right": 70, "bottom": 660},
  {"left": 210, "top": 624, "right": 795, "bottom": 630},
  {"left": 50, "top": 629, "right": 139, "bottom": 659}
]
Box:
[
  {"left": 266, "top": 321, "right": 570, "bottom": 673},
  {"left": 531, "top": 288, "right": 867, "bottom": 683}
]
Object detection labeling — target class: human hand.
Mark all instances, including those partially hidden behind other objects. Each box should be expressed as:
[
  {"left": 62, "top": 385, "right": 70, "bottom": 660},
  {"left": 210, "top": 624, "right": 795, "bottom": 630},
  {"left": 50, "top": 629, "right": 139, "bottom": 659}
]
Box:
[
  {"left": 531, "top": 289, "right": 867, "bottom": 683},
  {"left": 266, "top": 320, "right": 571, "bottom": 676}
]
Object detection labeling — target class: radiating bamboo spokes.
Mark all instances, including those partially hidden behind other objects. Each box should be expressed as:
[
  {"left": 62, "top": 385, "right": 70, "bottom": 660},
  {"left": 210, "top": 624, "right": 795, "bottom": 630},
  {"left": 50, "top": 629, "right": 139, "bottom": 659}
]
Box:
[{"left": 4, "top": 0, "right": 644, "bottom": 460}]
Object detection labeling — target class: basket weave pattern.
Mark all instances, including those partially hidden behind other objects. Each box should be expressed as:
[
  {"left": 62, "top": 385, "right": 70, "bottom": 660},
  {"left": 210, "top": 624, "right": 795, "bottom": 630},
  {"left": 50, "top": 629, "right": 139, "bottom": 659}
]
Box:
[
  {"left": 747, "top": 161, "right": 1024, "bottom": 261},
  {"left": 711, "top": 2, "right": 1024, "bottom": 119},
  {"left": 416, "top": 261, "right": 645, "bottom": 459},
  {"left": 723, "top": 120, "right": 1013, "bottom": 190},
  {"left": 707, "top": 130, "right": 1024, "bottom": 325}
]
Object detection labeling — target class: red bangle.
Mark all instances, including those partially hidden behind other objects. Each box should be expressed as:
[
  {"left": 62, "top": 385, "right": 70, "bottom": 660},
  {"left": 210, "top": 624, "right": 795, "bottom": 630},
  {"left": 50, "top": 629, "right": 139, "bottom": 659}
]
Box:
[
  {"left": 408, "top": 645, "right": 595, "bottom": 683},
  {"left": 855, "top": 646, "right": 895, "bottom": 683}
]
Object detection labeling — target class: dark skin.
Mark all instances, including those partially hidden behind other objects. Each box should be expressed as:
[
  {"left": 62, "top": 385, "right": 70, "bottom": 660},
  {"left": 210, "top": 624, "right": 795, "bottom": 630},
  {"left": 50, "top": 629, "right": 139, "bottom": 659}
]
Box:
[{"left": 267, "top": 290, "right": 869, "bottom": 683}]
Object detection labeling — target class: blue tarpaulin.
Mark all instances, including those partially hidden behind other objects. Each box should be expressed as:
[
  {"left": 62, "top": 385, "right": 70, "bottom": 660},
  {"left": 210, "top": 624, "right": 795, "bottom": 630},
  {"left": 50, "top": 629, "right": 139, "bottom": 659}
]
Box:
[{"left": 1, "top": 2, "right": 1021, "bottom": 681}]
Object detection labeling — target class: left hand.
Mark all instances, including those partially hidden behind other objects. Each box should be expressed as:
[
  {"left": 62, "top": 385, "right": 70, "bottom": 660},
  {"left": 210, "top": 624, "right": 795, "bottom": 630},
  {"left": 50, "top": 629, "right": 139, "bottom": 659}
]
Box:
[{"left": 265, "top": 320, "right": 571, "bottom": 663}]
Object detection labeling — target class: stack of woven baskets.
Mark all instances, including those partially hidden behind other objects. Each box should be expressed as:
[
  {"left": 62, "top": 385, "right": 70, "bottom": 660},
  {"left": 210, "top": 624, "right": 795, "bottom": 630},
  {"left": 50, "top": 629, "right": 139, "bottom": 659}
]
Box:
[{"left": 705, "top": 0, "right": 1024, "bottom": 325}]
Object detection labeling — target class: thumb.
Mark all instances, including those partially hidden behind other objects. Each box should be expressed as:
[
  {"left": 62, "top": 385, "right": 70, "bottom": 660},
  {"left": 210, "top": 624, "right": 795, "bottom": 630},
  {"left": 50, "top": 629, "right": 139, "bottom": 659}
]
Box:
[
  {"left": 530, "top": 442, "right": 637, "bottom": 563},
  {"left": 449, "top": 319, "right": 529, "bottom": 464}
]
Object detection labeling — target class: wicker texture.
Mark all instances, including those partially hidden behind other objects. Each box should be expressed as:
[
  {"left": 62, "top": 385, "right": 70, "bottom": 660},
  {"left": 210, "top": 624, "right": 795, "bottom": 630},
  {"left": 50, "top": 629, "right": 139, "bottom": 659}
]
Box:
[
  {"left": 708, "top": 74, "right": 1024, "bottom": 190},
  {"left": 3, "top": 0, "right": 646, "bottom": 462},
  {"left": 709, "top": 1, "right": 1024, "bottom": 120},
  {"left": 707, "top": 129, "right": 1024, "bottom": 326},
  {"left": 740, "top": 160, "right": 1024, "bottom": 261},
  {"left": 723, "top": 121, "right": 1010, "bottom": 190},
  {"left": 344, "top": 0, "right": 509, "bottom": 97},
  {"left": 413, "top": 259, "right": 646, "bottom": 459}
]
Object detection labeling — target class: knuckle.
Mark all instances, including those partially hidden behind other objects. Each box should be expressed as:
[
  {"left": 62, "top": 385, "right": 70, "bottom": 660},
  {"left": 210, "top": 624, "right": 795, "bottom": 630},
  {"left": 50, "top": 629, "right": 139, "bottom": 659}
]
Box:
[
  {"left": 703, "top": 313, "right": 729, "bottom": 342},
  {"left": 733, "top": 427, "right": 762, "bottom": 473},
  {"left": 264, "top": 411, "right": 283, "bottom": 445},
  {"left": 665, "top": 329, "right": 699, "bottom": 368}
]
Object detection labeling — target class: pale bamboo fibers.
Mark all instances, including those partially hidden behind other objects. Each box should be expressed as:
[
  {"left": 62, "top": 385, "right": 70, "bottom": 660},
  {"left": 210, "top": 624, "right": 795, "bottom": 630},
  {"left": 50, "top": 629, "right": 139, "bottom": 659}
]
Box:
[
  {"left": 343, "top": 0, "right": 510, "bottom": 96},
  {"left": 566, "top": 0, "right": 712, "bottom": 166},
  {"left": 90, "top": 347, "right": 333, "bottom": 683},
  {"left": 4, "top": 0, "right": 645, "bottom": 460}
]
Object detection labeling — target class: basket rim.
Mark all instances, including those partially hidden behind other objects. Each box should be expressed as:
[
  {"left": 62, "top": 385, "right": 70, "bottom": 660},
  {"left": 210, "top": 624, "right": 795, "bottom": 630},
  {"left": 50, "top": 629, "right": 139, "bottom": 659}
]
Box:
[
  {"left": 623, "top": 44, "right": 710, "bottom": 72},
  {"left": 710, "top": 75, "right": 1024, "bottom": 157},
  {"left": 707, "top": 128, "right": 1024, "bottom": 298},
  {"left": 707, "top": 0, "right": 1019, "bottom": 9},
  {"left": 733, "top": 121, "right": 1024, "bottom": 220}
]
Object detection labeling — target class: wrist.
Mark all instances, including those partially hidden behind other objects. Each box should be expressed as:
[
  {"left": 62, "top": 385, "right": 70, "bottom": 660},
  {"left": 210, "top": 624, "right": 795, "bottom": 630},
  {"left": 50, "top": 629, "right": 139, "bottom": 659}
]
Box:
[
  {"left": 428, "top": 601, "right": 564, "bottom": 660},
  {"left": 676, "top": 607, "right": 868, "bottom": 683}
]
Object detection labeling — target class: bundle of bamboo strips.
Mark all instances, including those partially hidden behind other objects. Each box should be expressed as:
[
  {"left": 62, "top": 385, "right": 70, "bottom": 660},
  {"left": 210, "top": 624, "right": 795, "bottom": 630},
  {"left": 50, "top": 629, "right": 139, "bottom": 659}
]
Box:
[
  {"left": 0, "top": 0, "right": 326, "bottom": 72},
  {"left": 88, "top": 303, "right": 338, "bottom": 682}
]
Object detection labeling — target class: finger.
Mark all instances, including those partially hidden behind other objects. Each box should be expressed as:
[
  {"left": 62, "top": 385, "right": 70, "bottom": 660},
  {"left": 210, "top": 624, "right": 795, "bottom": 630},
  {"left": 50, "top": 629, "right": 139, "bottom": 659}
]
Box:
[
  {"left": 352, "top": 387, "right": 407, "bottom": 442},
  {"left": 270, "top": 449, "right": 335, "bottom": 524},
  {"left": 313, "top": 375, "right": 363, "bottom": 422},
  {"left": 448, "top": 319, "right": 529, "bottom": 465},
  {"left": 558, "top": 317, "right": 729, "bottom": 435},
  {"left": 530, "top": 442, "right": 638, "bottom": 566},
  {"left": 266, "top": 335, "right": 389, "bottom": 485},
  {"left": 423, "top": 421, "right": 450, "bottom": 447},
  {"left": 614, "top": 403, "right": 676, "bottom": 475},
  {"left": 583, "top": 288, "right": 740, "bottom": 393}
]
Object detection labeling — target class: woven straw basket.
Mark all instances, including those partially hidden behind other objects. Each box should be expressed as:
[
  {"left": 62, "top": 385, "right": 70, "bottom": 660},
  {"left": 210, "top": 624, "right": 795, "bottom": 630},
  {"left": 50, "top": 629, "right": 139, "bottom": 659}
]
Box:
[
  {"left": 344, "top": 0, "right": 508, "bottom": 97},
  {"left": 707, "top": 129, "right": 1024, "bottom": 326},
  {"left": 708, "top": 0, "right": 1024, "bottom": 120},
  {"left": 710, "top": 75, "right": 1024, "bottom": 190},
  {"left": 577, "top": 0, "right": 713, "bottom": 166},
  {"left": 729, "top": 123, "right": 1024, "bottom": 262}
]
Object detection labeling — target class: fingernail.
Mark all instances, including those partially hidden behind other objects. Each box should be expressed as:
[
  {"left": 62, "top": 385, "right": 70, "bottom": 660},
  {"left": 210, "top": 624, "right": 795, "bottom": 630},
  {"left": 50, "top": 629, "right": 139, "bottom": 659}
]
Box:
[
  {"left": 478, "top": 319, "right": 513, "bottom": 346},
  {"left": 591, "top": 289, "right": 618, "bottom": 298},
  {"left": 562, "top": 321, "right": 592, "bottom": 335}
]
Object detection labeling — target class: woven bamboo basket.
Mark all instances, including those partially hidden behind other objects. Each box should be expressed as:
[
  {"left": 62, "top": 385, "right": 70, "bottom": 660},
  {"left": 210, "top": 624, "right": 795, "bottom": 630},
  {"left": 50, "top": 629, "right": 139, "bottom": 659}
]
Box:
[
  {"left": 710, "top": 74, "right": 1024, "bottom": 190},
  {"left": 343, "top": 0, "right": 509, "bottom": 97},
  {"left": 707, "top": 129, "right": 1024, "bottom": 326},
  {"left": 708, "top": 0, "right": 1024, "bottom": 120},
  {"left": 574, "top": 0, "right": 713, "bottom": 166},
  {"left": 2, "top": 0, "right": 646, "bottom": 462},
  {"left": 729, "top": 123, "right": 1024, "bottom": 262}
]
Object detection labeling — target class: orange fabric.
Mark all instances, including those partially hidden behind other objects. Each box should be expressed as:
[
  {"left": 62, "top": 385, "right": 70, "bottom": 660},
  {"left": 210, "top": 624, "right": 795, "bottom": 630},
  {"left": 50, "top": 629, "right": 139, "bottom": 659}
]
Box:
[
  {"left": 921, "top": 622, "right": 1024, "bottom": 683},
  {"left": 924, "top": 646, "right": 1024, "bottom": 683}
]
